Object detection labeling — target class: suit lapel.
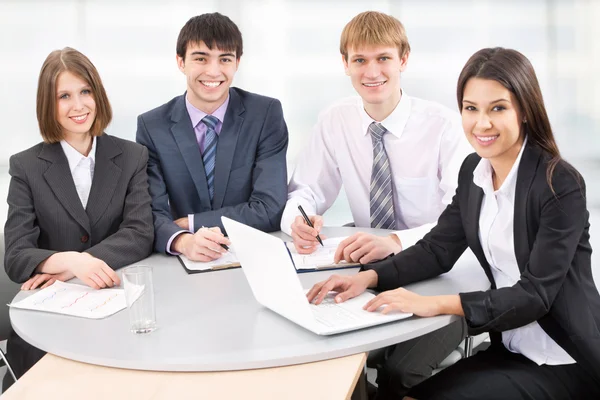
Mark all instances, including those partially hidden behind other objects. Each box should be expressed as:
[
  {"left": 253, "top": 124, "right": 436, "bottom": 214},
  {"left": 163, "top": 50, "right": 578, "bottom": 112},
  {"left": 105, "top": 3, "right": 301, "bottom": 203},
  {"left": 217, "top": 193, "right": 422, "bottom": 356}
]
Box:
[
  {"left": 213, "top": 89, "right": 244, "bottom": 209},
  {"left": 170, "top": 95, "right": 211, "bottom": 210},
  {"left": 86, "top": 135, "right": 122, "bottom": 227},
  {"left": 513, "top": 143, "right": 541, "bottom": 271},
  {"left": 40, "top": 143, "right": 91, "bottom": 234}
]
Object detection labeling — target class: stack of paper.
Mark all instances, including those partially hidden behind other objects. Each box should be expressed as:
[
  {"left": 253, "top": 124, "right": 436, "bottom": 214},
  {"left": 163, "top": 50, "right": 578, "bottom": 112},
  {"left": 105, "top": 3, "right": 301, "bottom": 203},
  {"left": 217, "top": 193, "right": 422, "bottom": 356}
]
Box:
[
  {"left": 178, "top": 246, "right": 240, "bottom": 272},
  {"left": 287, "top": 237, "right": 358, "bottom": 270},
  {"left": 9, "top": 281, "right": 128, "bottom": 319}
]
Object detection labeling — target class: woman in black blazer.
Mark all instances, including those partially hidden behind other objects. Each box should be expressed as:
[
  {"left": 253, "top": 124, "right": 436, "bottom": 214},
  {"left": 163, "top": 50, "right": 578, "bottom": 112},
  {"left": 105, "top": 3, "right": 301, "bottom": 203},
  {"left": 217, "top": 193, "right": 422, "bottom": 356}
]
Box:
[
  {"left": 3, "top": 48, "right": 153, "bottom": 388},
  {"left": 308, "top": 48, "right": 600, "bottom": 399}
]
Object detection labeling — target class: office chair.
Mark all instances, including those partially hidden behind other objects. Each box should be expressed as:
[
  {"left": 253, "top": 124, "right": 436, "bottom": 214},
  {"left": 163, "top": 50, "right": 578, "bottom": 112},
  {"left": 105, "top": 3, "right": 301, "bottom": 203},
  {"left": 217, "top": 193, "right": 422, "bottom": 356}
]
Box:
[
  {"left": 432, "top": 333, "right": 489, "bottom": 374},
  {"left": 0, "top": 233, "right": 19, "bottom": 383}
]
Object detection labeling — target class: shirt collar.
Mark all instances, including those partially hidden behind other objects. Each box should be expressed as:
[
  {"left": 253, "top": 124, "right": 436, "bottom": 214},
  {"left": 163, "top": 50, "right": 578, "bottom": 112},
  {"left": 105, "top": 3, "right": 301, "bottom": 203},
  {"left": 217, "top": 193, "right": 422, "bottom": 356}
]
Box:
[
  {"left": 359, "top": 90, "right": 411, "bottom": 139},
  {"left": 185, "top": 93, "right": 230, "bottom": 128},
  {"left": 473, "top": 136, "right": 528, "bottom": 196},
  {"left": 60, "top": 136, "right": 97, "bottom": 174}
]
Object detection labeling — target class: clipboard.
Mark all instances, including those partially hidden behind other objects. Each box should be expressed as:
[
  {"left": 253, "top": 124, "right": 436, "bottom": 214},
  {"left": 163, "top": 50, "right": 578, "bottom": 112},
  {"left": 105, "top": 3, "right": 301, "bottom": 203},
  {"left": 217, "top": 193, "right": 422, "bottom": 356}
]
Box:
[
  {"left": 293, "top": 260, "right": 360, "bottom": 273},
  {"left": 177, "top": 248, "right": 241, "bottom": 274},
  {"left": 286, "top": 238, "right": 361, "bottom": 273}
]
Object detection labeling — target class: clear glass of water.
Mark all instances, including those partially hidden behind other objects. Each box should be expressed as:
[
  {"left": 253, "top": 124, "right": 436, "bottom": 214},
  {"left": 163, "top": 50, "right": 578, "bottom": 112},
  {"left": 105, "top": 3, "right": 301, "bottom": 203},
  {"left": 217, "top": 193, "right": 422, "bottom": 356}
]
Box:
[{"left": 122, "top": 265, "right": 157, "bottom": 334}]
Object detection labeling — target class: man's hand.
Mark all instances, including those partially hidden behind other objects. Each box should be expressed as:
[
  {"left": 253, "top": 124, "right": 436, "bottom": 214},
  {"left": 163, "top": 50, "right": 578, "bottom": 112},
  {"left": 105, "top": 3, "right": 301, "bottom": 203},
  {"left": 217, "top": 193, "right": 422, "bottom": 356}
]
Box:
[
  {"left": 174, "top": 217, "right": 189, "bottom": 230},
  {"left": 290, "top": 215, "right": 326, "bottom": 254},
  {"left": 21, "top": 270, "right": 75, "bottom": 291},
  {"left": 306, "top": 270, "right": 378, "bottom": 305},
  {"left": 172, "top": 227, "right": 231, "bottom": 262},
  {"left": 334, "top": 232, "right": 402, "bottom": 264}
]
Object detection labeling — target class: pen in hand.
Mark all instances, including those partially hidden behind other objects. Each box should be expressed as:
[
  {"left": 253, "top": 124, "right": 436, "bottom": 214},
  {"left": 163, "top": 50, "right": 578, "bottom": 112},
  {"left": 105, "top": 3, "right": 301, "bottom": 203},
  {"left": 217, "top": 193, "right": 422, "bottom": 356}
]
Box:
[
  {"left": 201, "top": 226, "right": 230, "bottom": 251},
  {"left": 297, "top": 205, "right": 324, "bottom": 246}
]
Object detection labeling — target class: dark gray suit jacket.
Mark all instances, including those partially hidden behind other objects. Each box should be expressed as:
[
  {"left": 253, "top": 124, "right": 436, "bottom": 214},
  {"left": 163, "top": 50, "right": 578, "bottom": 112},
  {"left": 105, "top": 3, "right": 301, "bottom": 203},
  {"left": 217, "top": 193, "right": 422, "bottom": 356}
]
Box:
[
  {"left": 4, "top": 134, "right": 154, "bottom": 283},
  {"left": 365, "top": 143, "right": 600, "bottom": 379},
  {"left": 136, "top": 87, "right": 289, "bottom": 253}
]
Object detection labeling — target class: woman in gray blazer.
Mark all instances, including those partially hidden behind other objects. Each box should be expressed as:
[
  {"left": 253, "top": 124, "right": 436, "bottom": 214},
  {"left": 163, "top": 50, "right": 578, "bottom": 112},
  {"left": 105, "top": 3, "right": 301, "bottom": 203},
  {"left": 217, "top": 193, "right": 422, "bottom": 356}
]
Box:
[{"left": 3, "top": 47, "right": 154, "bottom": 387}]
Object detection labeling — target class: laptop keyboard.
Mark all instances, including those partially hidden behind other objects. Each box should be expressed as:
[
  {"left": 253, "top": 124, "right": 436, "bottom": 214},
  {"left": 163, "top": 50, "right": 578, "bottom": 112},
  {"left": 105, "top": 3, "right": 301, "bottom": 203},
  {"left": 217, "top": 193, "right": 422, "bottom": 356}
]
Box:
[{"left": 309, "top": 296, "right": 362, "bottom": 327}]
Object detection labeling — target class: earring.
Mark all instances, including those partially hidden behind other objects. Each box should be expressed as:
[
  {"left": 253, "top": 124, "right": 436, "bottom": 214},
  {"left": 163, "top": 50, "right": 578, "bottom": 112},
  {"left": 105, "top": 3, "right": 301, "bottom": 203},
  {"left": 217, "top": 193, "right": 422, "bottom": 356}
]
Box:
[{"left": 523, "top": 117, "right": 527, "bottom": 123}]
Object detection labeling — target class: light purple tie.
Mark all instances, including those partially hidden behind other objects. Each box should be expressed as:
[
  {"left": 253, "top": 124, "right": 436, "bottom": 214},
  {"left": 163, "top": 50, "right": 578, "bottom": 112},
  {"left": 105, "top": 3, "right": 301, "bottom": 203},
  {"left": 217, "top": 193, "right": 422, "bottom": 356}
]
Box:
[{"left": 201, "top": 115, "right": 219, "bottom": 201}]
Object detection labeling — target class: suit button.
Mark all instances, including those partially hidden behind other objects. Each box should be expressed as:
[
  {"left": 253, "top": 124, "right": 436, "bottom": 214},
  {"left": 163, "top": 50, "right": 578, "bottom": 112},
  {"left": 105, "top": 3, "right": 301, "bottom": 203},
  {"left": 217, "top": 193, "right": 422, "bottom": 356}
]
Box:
[{"left": 81, "top": 235, "right": 89, "bottom": 243}]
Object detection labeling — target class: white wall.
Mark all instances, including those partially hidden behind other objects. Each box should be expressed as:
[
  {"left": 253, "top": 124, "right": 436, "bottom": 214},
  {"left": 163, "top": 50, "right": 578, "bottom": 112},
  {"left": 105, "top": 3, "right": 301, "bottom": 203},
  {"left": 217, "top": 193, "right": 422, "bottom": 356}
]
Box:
[
  {"left": 1, "top": 0, "right": 599, "bottom": 227},
  {"left": 1, "top": 0, "right": 599, "bottom": 165}
]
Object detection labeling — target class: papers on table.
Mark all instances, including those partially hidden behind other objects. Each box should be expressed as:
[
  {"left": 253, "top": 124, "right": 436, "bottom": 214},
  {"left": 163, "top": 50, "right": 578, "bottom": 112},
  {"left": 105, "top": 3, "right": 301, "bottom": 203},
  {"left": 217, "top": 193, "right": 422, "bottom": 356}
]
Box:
[
  {"left": 9, "top": 281, "right": 132, "bottom": 319},
  {"left": 177, "top": 238, "right": 357, "bottom": 273},
  {"left": 178, "top": 246, "right": 240, "bottom": 273},
  {"left": 287, "top": 237, "right": 359, "bottom": 271}
]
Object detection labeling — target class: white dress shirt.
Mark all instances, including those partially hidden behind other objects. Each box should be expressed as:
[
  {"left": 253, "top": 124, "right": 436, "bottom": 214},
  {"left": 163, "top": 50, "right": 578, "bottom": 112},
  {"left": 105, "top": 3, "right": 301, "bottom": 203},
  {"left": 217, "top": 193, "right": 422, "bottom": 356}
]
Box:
[
  {"left": 474, "top": 137, "right": 575, "bottom": 365},
  {"left": 281, "top": 93, "right": 472, "bottom": 248},
  {"left": 60, "top": 137, "right": 96, "bottom": 209}
]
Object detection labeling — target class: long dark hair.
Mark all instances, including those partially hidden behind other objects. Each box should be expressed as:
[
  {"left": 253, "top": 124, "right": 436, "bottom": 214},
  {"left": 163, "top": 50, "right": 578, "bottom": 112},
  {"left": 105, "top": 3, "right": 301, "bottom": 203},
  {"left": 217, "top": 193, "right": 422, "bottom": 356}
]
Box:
[{"left": 457, "top": 47, "right": 561, "bottom": 191}]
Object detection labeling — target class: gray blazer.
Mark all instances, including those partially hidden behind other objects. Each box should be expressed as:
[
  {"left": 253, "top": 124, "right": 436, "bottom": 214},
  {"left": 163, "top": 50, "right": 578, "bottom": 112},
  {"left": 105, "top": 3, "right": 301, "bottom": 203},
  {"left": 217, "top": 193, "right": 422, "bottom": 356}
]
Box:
[
  {"left": 4, "top": 134, "right": 154, "bottom": 283},
  {"left": 136, "top": 87, "right": 289, "bottom": 253}
]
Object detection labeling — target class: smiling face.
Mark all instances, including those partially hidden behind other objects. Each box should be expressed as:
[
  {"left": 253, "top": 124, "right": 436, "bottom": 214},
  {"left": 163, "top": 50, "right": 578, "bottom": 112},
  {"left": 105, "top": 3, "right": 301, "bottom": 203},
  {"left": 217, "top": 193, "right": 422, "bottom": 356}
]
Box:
[
  {"left": 177, "top": 40, "right": 239, "bottom": 114},
  {"left": 343, "top": 45, "right": 408, "bottom": 120},
  {"left": 55, "top": 71, "right": 96, "bottom": 140},
  {"left": 461, "top": 77, "right": 524, "bottom": 166}
]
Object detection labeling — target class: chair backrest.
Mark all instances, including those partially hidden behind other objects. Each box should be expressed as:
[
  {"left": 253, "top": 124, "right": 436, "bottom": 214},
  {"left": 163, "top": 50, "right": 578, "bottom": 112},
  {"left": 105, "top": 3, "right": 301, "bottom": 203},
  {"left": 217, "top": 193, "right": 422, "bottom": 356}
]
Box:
[{"left": 0, "top": 233, "right": 21, "bottom": 341}]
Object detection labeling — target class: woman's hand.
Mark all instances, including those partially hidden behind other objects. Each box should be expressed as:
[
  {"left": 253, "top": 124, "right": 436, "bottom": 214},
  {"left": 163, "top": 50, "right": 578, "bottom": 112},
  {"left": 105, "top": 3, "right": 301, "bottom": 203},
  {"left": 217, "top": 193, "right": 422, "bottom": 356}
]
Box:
[
  {"left": 363, "top": 288, "right": 463, "bottom": 317},
  {"left": 306, "top": 270, "right": 378, "bottom": 305},
  {"left": 21, "top": 270, "right": 75, "bottom": 290},
  {"left": 68, "top": 253, "right": 121, "bottom": 289},
  {"left": 364, "top": 288, "right": 441, "bottom": 316}
]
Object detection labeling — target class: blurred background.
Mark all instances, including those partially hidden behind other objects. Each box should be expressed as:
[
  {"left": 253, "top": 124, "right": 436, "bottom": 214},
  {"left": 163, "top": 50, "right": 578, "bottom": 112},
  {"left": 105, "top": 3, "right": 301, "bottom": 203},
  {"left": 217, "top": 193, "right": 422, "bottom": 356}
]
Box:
[{"left": 0, "top": 0, "right": 599, "bottom": 227}]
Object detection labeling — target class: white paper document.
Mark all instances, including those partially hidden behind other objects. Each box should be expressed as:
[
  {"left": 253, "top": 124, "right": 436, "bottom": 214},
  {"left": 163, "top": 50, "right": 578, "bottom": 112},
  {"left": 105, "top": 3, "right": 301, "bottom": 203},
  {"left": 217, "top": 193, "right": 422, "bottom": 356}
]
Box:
[
  {"left": 179, "top": 247, "right": 240, "bottom": 271},
  {"left": 9, "top": 281, "right": 129, "bottom": 319},
  {"left": 287, "top": 237, "right": 359, "bottom": 270}
]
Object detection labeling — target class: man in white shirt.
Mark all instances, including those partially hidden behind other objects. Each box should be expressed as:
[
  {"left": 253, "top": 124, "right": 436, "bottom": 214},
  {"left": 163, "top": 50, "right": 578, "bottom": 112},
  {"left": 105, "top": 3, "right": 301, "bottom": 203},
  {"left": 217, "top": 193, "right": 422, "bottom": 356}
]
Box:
[{"left": 281, "top": 12, "right": 471, "bottom": 399}]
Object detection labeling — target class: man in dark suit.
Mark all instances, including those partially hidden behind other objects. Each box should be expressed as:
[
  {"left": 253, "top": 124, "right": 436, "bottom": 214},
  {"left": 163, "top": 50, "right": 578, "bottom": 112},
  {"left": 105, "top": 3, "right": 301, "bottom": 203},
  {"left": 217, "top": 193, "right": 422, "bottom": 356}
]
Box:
[{"left": 136, "top": 13, "right": 289, "bottom": 261}]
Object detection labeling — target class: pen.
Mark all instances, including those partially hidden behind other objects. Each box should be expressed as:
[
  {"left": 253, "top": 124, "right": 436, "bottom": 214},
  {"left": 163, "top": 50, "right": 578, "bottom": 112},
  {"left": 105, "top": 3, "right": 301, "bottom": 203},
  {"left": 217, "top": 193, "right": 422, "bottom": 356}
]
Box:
[
  {"left": 201, "top": 226, "right": 229, "bottom": 251},
  {"left": 297, "top": 205, "right": 324, "bottom": 246}
]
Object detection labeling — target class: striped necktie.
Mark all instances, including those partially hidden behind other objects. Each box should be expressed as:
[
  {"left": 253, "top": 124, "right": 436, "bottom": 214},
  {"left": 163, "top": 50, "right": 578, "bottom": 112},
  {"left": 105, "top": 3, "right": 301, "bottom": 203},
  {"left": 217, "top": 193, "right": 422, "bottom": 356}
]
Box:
[
  {"left": 201, "top": 115, "right": 219, "bottom": 201},
  {"left": 369, "top": 122, "right": 396, "bottom": 230}
]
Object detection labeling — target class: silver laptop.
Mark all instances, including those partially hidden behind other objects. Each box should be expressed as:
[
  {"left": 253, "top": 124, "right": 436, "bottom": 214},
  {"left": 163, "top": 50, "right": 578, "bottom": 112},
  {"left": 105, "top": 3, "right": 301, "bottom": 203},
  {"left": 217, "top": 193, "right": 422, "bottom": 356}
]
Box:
[{"left": 222, "top": 217, "right": 412, "bottom": 335}]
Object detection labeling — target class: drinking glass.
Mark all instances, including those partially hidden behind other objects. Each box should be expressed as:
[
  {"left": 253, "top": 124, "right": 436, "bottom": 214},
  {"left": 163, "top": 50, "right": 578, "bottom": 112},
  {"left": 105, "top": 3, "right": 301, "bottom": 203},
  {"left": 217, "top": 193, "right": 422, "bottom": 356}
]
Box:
[{"left": 122, "top": 265, "right": 157, "bottom": 334}]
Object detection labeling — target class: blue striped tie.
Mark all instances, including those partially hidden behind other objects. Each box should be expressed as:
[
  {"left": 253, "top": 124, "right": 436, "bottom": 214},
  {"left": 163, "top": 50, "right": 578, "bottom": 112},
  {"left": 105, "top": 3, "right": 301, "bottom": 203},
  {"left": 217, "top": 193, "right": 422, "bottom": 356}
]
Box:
[
  {"left": 369, "top": 122, "right": 396, "bottom": 230},
  {"left": 201, "top": 115, "right": 219, "bottom": 201}
]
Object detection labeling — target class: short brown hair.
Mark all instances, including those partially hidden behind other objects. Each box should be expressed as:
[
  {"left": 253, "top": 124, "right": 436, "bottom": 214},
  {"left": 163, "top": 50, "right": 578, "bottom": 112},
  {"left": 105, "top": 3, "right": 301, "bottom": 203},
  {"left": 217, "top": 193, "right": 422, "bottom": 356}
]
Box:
[
  {"left": 176, "top": 13, "right": 243, "bottom": 60},
  {"left": 37, "top": 47, "right": 112, "bottom": 143},
  {"left": 340, "top": 11, "right": 411, "bottom": 61}
]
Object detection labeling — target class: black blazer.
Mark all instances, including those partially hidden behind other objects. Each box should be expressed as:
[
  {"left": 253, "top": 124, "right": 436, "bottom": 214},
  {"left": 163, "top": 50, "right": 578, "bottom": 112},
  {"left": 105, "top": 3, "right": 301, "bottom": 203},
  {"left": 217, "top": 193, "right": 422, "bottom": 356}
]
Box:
[
  {"left": 4, "top": 134, "right": 154, "bottom": 283},
  {"left": 365, "top": 142, "right": 600, "bottom": 378},
  {"left": 136, "top": 87, "right": 289, "bottom": 253}
]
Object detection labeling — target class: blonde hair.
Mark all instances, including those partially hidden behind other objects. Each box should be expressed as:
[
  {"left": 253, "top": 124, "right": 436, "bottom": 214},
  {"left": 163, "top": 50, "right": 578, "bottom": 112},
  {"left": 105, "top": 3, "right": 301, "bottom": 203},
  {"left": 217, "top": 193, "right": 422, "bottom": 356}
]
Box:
[
  {"left": 37, "top": 47, "right": 112, "bottom": 143},
  {"left": 340, "top": 11, "right": 410, "bottom": 60}
]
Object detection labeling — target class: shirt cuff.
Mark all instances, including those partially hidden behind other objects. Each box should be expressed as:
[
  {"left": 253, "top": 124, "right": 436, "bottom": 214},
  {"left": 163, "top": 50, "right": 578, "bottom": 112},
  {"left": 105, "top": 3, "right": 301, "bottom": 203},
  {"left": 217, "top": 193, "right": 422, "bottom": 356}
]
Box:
[
  {"left": 166, "top": 230, "right": 189, "bottom": 255},
  {"left": 188, "top": 214, "right": 195, "bottom": 233},
  {"left": 393, "top": 222, "right": 437, "bottom": 251}
]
